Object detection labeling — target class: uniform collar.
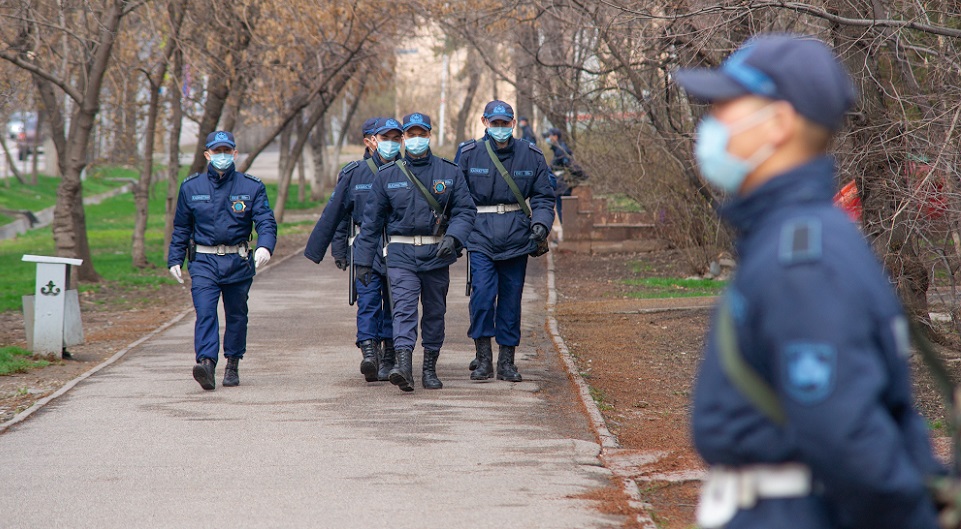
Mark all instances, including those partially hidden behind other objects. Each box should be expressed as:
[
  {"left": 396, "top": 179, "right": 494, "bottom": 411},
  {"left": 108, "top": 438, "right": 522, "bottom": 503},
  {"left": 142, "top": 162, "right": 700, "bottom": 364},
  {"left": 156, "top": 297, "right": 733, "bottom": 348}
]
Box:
[
  {"left": 718, "top": 155, "right": 837, "bottom": 235},
  {"left": 485, "top": 134, "right": 515, "bottom": 154},
  {"left": 405, "top": 149, "right": 432, "bottom": 167},
  {"left": 207, "top": 164, "right": 235, "bottom": 185}
]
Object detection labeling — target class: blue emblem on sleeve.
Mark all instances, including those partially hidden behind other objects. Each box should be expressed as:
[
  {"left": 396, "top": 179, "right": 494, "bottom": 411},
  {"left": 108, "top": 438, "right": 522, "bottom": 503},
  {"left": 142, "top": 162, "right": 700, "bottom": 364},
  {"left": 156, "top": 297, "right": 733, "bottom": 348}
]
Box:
[{"left": 782, "top": 342, "right": 836, "bottom": 404}]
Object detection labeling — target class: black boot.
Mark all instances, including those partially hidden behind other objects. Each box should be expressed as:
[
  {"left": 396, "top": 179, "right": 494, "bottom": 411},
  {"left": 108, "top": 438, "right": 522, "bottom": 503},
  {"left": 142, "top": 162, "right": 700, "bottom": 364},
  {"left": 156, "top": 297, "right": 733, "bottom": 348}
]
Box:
[
  {"left": 378, "top": 339, "right": 395, "bottom": 381},
  {"left": 223, "top": 357, "right": 240, "bottom": 387},
  {"left": 359, "top": 339, "right": 379, "bottom": 382},
  {"left": 422, "top": 349, "right": 443, "bottom": 389},
  {"left": 470, "top": 337, "right": 494, "bottom": 381},
  {"left": 388, "top": 347, "right": 415, "bottom": 392},
  {"left": 192, "top": 358, "right": 216, "bottom": 390},
  {"left": 496, "top": 345, "right": 522, "bottom": 382}
]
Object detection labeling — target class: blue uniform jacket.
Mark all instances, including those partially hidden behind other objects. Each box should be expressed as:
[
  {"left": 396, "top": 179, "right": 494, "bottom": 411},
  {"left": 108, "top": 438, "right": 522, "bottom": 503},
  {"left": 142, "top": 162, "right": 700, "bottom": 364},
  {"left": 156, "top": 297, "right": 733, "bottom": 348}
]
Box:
[
  {"left": 455, "top": 135, "right": 554, "bottom": 260},
  {"left": 692, "top": 157, "right": 942, "bottom": 529},
  {"left": 168, "top": 165, "right": 277, "bottom": 284},
  {"left": 304, "top": 152, "right": 388, "bottom": 275},
  {"left": 354, "top": 150, "right": 476, "bottom": 273}
]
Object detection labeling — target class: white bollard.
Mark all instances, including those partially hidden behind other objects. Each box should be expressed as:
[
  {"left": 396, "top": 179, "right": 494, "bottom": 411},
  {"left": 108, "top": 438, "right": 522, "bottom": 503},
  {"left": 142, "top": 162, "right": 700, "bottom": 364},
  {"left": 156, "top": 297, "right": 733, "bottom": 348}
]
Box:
[{"left": 21, "top": 255, "right": 84, "bottom": 359}]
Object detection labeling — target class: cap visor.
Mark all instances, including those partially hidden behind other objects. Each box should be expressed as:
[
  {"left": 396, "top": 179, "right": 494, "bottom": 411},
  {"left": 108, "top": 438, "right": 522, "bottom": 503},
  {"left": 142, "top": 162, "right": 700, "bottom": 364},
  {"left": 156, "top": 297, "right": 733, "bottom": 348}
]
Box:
[
  {"left": 674, "top": 69, "right": 749, "bottom": 103},
  {"left": 206, "top": 142, "right": 235, "bottom": 150},
  {"left": 376, "top": 126, "right": 403, "bottom": 135},
  {"left": 403, "top": 124, "right": 431, "bottom": 132},
  {"left": 486, "top": 114, "right": 514, "bottom": 121}
]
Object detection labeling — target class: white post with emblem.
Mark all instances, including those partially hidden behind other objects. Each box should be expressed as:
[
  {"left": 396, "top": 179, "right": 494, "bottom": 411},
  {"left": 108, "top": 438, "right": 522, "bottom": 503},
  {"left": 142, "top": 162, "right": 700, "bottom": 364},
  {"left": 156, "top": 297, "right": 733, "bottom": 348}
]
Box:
[{"left": 21, "top": 255, "right": 84, "bottom": 360}]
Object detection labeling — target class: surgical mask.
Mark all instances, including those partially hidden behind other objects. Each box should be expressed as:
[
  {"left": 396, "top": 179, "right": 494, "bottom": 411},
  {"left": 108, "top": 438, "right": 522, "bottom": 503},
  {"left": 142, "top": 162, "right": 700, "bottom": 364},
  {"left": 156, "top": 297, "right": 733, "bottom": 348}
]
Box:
[
  {"left": 405, "top": 137, "right": 430, "bottom": 156},
  {"left": 488, "top": 127, "right": 513, "bottom": 143},
  {"left": 377, "top": 140, "right": 401, "bottom": 160},
  {"left": 693, "top": 106, "right": 777, "bottom": 193},
  {"left": 210, "top": 153, "right": 234, "bottom": 170},
  {"left": 545, "top": 137, "right": 553, "bottom": 145}
]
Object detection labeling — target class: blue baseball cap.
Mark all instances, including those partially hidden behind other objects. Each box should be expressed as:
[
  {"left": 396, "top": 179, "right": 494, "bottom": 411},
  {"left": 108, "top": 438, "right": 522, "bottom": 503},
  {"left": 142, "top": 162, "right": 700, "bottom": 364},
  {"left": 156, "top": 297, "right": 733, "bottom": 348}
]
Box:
[
  {"left": 483, "top": 100, "right": 514, "bottom": 121},
  {"left": 361, "top": 117, "right": 380, "bottom": 136},
  {"left": 674, "top": 34, "right": 856, "bottom": 131},
  {"left": 205, "top": 130, "right": 236, "bottom": 150},
  {"left": 402, "top": 113, "right": 432, "bottom": 131},
  {"left": 374, "top": 117, "right": 403, "bottom": 135}
]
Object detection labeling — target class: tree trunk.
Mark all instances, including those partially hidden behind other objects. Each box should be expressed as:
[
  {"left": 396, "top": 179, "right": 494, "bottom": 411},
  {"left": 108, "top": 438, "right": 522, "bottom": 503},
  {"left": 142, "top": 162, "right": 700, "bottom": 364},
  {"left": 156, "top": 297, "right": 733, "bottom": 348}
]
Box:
[
  {"left": 276, "top": 102, "right": 329, "bottom": 222},
  {"left": 188, "top": 74, "right": 230, "bottom": 176},
  {"left": 164, "top": 47, "right": 185, "bottom": 262},
  {"left": 309, "top": 117, "right": 326, "bottom": 201},
  {"left": 0, "top": 134, "right": 26, "bottom": 185},
  {"left": 453, "top": 50, "right": 481, "bottom": 144},
  {"left": 296, "top": 117, "right": 306, "bottom": 204}
]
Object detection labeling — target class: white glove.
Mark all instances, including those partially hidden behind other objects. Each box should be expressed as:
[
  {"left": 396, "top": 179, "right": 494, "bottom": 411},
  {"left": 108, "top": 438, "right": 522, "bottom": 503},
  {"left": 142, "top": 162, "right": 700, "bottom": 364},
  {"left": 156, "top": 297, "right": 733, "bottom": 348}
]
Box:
[
  {"left": 169, "top": 265, "right": 184, "bottom": 284},
  {"left": 254, "top": 247, "right": 271, "bottom": 269}
]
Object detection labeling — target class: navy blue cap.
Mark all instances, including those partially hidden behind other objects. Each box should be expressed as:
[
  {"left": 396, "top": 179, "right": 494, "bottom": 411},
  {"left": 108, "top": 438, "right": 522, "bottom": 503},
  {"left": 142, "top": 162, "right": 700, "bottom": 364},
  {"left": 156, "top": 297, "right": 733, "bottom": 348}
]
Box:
[
  {"left": 205, "top": 131, "right": 236, "bottom": 150},
  {"left": 546, "top": 127, "right": 562, "bottom": 138},
  {"left": 674, "top": 34, "right": 856, "bottom": 131},
  {"left": 402, "top": 113, "right": 432, "bottom": 131},
  {"left": 374, "top": 117, "right": 403, "bottom": 135},
  {"left": 361, "top": 117, "right": 380, "bottom": 136},
  {"left": 483, "top": 100, "right": 514, "bottom": 121}
]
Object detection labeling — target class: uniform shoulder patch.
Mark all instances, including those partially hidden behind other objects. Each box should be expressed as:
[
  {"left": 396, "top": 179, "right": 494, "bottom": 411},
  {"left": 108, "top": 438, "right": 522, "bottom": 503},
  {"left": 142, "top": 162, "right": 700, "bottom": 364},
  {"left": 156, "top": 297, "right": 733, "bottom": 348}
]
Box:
[
  {"left": 440, "top": 157, "right": 458, "bottom": 166},
  {"left": 379, "top": 161, "right": 397, "bottom": 171},
  {"left": 241, "top": 173, "right": 262, "bottom": 183},
  {"left": 183, "top": 172, "right": 201, "bottom": 182},
  {"left": 526, "top": 142, "right": 544, "bottom": 155},
  {"left": 341, "top": 160, "right": 359, "bottom": 174},
  {"left": 778, "top": 217, "right": 822, "bottom": 265},
  {"left": 458, "top": 139, "right": 477, "bottom": 152},
  {"left": 781, "top": 342, "right": 836, "bottom": 404}
]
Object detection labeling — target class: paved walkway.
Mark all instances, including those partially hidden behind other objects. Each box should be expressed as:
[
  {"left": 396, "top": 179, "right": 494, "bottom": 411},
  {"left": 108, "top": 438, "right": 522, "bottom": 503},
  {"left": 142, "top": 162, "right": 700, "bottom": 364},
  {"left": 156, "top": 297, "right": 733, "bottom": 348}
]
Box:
[{"left": 0, "top": 253, "right": 623, "bottom": 528}]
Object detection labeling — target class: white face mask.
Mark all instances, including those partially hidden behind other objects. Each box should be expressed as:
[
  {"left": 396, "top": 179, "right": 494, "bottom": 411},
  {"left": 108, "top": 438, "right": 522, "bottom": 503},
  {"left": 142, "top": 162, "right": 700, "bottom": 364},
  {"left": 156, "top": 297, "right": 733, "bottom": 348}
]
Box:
[{"left": 694, "top": 104, "right": 777, "bottom": 193}]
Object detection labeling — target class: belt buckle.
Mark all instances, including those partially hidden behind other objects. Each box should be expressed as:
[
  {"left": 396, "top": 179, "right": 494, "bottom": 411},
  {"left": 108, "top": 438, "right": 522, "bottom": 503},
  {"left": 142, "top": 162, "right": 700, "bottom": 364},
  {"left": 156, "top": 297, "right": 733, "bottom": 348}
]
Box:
[
  {"left": 216, "top": 244, "right": 227, "bottom": 255},
  {"left": 497, "top": 204, "right": 506, "bottom": 214},
  {"left": 413, "top": 236, "right": 423, "bottom": 246}
]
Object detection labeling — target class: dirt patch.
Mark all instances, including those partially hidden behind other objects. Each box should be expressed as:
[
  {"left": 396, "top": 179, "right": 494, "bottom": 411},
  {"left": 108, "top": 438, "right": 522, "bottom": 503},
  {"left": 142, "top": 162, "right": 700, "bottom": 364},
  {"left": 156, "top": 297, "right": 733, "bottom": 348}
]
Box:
[
  {"left": 552, "top": 248, "right": 955, "bottom": 528},
  {"left": 0, "top": 232, "right": 310, "bottom": 424}
]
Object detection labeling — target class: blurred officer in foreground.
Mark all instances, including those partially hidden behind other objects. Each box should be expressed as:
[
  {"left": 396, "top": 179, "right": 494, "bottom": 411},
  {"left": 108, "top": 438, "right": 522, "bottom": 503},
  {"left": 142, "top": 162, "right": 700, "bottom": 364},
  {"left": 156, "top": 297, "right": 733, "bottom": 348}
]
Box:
[
  {"left": 676, "top": 34, "right": 943, "bottom": 529},
  {"left": 168, "top": 131, "right": 277, "bottom": 390},
  {"left": 304, "top": 117, "right": 403, "bottom": 383},
  {"left": 454, "top": 100, "right": 554, "bottom": 382},
  {"left": 518, "top": 116, "right": 538, "bottom": 145},
  {"left": 353, "top": 112, "right": 476, "bottom": 392}
]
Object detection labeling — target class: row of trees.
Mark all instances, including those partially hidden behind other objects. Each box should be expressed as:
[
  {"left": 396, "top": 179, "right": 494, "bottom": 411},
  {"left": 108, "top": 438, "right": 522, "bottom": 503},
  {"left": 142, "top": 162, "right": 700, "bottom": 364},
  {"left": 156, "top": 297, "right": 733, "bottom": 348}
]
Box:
[{"left": 3, "top": 0, "right": 961, "bottom": 337}]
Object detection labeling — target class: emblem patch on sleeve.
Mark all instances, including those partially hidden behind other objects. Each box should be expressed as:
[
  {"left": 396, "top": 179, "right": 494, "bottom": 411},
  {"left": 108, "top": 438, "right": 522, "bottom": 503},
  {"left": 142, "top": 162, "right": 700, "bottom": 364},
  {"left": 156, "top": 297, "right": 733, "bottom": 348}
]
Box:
[
  {"left": 781, "top": 342, "right": 836, "bottom": 404},
  {"left": 779, "top": 217, "right": 822, "bottom": 265}
]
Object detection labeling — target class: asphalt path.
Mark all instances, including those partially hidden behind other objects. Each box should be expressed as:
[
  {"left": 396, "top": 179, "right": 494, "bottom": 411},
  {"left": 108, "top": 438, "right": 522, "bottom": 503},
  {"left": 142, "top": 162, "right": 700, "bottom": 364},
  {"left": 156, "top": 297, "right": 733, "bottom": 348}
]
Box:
[{"left": 0, "top": 252, "right": 623, "bottom": 528}]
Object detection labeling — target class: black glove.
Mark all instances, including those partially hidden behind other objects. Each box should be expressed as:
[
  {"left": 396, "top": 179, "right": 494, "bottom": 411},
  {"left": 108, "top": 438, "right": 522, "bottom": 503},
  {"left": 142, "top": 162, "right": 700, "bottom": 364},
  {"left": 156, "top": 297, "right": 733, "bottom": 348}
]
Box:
[
  {"left": 437, "top": 236, "right": 458, "bottom": 259},
  {"left": 355, "top": 265, "right": 374, "bottom": 286},
  {"left": 334, "top": 256, "right": 350, "bottom": 271},
  {"left": 529, "top": 223, "right": 549, "bottom": 242}
]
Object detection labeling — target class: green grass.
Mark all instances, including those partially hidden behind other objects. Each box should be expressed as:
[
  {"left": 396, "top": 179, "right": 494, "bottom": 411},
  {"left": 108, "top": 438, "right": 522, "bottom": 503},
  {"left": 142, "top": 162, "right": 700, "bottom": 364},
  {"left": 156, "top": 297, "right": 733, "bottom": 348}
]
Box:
[
  {"left": 0, "top": 346, "right": 49, "bottom": 375},
  {"left": 0, "top": 168, "right": 326, "bottom": 313},
  {"left": 600, "top": 193, "right": 644, "bottom": 213},
  {"left": 0, "top": 166, "right": 133, "bottom": 214},
  {"left": 623, "top": 277, "right": 726, "bottom": 299}
]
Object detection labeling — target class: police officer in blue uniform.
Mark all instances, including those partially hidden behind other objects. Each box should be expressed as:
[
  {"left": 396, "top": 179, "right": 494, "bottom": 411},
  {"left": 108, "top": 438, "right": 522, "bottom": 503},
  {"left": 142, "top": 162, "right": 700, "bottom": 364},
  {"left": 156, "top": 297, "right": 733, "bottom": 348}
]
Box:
[
  {"left": 544, "top": 127, "right": 574, "bottom": 222},
  {"left": 518, "top": 116, "right": 538, "bottom": 145},
  {"left": 168, "top": 131, "right": 277, "bottom": 390},
  {"left": 304, "top": 117, "right": 403, "bottom": 383},
  {"left": 454, "top": 100, "right": 554, "bottom": 382},
  {"left": 675, "top": 34, "right": 943, "bottom": 529},
  {"left": 353, "top": 112, "right": 477, "bottom": 392}
]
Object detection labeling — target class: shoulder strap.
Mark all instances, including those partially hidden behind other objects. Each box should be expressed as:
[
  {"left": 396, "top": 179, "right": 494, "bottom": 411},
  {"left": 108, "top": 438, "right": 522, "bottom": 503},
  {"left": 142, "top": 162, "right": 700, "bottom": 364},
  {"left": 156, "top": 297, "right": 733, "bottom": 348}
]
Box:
[
  {"left": 484, "top": 140, "right": 532, "bottom": 218},
  {"left": 365, "top": 158, "right": 378, "bottom": 175},
  {"left": 717, "top": 301, "right": 787, "bottom": 426},
  {"left": 396, "top": 160, "right": 443, "bottom": 215}
]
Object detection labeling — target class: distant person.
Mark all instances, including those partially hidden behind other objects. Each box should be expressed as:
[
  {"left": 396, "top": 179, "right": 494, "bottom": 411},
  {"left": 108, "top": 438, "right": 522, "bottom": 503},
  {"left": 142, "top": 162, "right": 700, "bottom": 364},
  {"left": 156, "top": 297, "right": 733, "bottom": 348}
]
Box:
[
  {"left": 545, "top": 127, "right": 574, "bottom": 222},
  {"left": 518, "top": 116, "right": 538, "bottom": 145},
  {"left": 454, "top": 100, "right": 554, "bottom": 382},
  {"left": 352, "top": 113, "right": 477, "bottom": 392},
  {"left": 168, "top": 131, "right": 277, "bottom": 390},
  {"left": 304, "top": 117, "right": 403, "bottom": 383},
  {"left": 675, "top": 34, "right": 944, "bottom": 529}
]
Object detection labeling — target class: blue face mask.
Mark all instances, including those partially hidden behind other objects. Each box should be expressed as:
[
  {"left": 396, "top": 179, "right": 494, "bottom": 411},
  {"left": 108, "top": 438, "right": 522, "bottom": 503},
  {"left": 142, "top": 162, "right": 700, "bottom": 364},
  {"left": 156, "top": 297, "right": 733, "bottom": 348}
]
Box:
[
  {"left": 405, "top": 136, "right": 430, "bottom": 156},
  {"left": 693, "top": 107, "right": 776, "bottom": 194},
  {"left": 487, "top": 127, "right": 513, "bottom": 143},
  {"left": 210, "top": 153, "right": 234, "bottom": 171},
  {"left": 377, "top": 140, "right": 401, "bottom": 160}
]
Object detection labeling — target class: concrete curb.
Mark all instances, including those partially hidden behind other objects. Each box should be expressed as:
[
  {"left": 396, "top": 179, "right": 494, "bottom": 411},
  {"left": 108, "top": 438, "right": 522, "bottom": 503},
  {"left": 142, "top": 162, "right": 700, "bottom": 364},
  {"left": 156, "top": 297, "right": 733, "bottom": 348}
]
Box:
[
  {"left": 544, "top": 250, "right": 657, "bottom": 529},
  {"left": 0, "top": 245, "right": 305, "bottom": 435}
]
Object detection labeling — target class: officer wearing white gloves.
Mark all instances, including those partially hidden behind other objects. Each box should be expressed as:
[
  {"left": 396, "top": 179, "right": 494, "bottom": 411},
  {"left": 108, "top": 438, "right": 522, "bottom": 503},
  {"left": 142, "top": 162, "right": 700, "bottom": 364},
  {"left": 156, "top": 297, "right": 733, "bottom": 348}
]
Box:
[{"left": 168, "top": 130, "right": 277, "bottom": 391}]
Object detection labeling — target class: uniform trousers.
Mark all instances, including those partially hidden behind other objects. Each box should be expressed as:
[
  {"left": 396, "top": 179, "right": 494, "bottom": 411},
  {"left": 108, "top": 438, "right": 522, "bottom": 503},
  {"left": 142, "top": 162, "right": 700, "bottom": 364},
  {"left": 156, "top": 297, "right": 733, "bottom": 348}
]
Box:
[
  {"left": 467, "top": 252, "right": 528, "bottom": 346},
  {"left": 355, "top": 270, "right": 393, "bottom": 344},
  {"left": 387, "top": 267, "right": 449, "bottom": 351},
  {"left": 190, "top": 275, "right": 253, "bottom": 363}
]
